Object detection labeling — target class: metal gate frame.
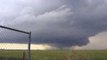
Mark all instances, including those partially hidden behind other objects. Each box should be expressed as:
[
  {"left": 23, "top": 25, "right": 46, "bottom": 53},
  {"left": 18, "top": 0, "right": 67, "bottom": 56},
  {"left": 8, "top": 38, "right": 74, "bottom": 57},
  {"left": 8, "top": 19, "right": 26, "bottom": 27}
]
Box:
[{"left": 0, "top": 25, "right": 31, "bottom": 60}]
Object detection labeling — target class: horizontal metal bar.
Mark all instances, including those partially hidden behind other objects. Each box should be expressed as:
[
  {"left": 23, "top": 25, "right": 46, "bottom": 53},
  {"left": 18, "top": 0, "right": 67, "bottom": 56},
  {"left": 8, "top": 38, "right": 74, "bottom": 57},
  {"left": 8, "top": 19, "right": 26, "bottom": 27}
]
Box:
[{"left": 0, "top": 25, "right": 30, "bottom": 34}]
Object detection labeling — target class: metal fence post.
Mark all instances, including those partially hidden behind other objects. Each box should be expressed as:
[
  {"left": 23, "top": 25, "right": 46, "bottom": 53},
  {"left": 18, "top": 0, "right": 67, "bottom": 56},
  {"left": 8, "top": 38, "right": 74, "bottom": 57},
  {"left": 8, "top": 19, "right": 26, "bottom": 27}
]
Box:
[{"left": 28, "top": 32, "right": 31, "bottom": 60}]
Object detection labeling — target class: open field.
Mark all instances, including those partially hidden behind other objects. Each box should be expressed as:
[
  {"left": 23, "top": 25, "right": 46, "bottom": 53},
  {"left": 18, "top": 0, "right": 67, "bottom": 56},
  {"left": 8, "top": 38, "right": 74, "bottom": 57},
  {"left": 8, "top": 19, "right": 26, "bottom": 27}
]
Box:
[{"left": 0, "top": 50, "right": 107, "bottom": 60}]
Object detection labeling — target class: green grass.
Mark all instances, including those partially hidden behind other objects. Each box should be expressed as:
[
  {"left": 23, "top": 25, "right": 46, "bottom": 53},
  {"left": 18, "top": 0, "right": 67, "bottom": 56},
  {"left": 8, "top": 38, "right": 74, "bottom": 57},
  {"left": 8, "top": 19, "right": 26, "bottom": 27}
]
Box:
[{"left": 0, "top": 50, "right": 107, "bottom": 60}]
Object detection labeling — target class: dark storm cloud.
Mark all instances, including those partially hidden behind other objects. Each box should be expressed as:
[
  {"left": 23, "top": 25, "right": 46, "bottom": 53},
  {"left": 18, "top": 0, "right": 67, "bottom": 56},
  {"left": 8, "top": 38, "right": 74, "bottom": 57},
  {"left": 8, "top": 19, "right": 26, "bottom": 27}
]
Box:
[{"left": 0, "top": 0, "right": 107, "bottom": 48}]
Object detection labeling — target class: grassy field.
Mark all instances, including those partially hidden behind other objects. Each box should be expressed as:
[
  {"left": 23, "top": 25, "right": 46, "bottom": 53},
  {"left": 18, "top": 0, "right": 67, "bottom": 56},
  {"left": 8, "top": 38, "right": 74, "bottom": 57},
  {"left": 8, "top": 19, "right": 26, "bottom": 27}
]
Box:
[{"left": 0, "top": 50, "right": 107, "bottom": 60}]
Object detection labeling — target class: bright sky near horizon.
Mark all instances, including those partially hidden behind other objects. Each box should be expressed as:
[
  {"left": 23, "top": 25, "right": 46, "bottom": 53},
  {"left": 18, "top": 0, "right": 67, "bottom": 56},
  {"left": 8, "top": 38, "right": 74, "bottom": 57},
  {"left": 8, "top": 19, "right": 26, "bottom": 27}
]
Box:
[{"left": 0, "top": 43, "right": 52, "bottom": 50}]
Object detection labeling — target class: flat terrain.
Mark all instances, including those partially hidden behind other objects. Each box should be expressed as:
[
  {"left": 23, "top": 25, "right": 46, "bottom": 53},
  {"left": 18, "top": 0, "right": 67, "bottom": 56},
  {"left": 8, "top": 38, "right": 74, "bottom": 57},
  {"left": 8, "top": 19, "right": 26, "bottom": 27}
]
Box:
[{"left": 0, "top": 50, "right": 107, "bottom": 60}]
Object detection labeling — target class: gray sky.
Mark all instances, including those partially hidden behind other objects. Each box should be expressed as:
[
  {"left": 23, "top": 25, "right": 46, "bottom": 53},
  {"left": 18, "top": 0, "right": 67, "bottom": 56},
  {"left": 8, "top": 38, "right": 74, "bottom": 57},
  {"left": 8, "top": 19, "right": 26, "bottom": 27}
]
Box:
[{"left": 0, "top": 0, "right": 107, "bottom": 49}]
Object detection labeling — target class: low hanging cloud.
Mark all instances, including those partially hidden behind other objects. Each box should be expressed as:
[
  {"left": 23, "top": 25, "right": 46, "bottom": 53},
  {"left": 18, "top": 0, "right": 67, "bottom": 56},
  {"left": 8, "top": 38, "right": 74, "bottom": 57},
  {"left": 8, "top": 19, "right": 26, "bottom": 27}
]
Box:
[{"left": 0, "top": 0, "right": 107, "bottom": 49}]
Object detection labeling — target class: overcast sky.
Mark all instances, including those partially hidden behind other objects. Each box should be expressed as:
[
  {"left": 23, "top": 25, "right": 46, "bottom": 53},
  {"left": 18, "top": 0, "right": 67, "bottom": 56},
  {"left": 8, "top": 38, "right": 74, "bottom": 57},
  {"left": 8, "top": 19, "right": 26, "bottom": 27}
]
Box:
[{"left": 0, "top": 0, "right": 107, "bottom": 50}]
